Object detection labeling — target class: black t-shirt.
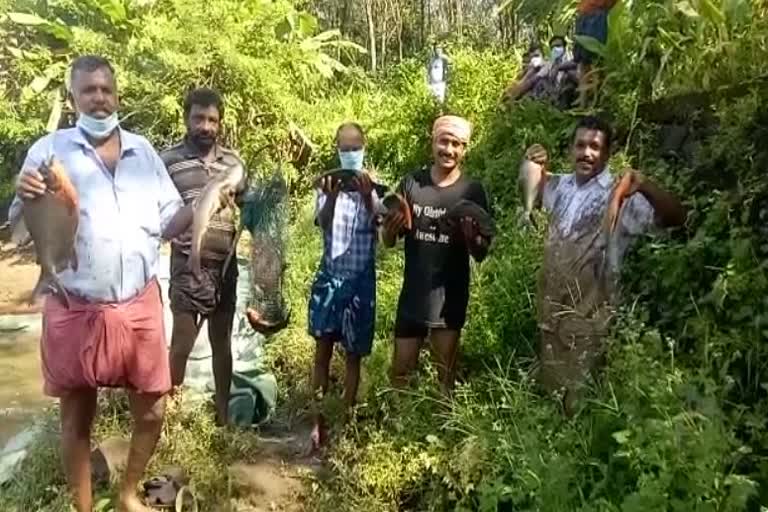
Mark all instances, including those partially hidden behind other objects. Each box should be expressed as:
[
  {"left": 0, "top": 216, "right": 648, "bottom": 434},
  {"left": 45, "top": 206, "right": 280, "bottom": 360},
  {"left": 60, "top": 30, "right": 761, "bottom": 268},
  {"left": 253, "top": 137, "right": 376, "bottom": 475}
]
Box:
[{"left": 395, "top": 168, "right": 490, "bottom": 328}]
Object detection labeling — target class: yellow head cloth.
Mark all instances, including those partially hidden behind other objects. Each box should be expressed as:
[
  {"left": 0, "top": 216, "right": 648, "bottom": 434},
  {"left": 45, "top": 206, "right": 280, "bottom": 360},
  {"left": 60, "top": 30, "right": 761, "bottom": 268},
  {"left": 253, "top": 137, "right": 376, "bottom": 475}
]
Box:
[{"left": 431, "top": 115, "right": 472, "bottom": 145}]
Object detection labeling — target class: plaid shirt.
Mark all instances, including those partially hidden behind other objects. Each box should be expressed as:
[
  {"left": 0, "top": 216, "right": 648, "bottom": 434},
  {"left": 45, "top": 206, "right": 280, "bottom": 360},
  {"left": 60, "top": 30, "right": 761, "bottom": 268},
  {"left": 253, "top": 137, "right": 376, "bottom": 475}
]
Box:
[{"left": 315, "top": 190, "right": 379, "bottom": 277}]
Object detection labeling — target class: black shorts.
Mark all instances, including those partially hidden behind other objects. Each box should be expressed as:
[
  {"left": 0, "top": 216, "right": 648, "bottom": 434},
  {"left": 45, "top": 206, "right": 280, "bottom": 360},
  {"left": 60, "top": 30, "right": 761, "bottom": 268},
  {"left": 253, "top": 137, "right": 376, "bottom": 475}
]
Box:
[
  {"left": 394, "top": 316, "right": 464, "bottom": 339},
  {"left": 169, "top": 248, "right": 238, "bottom": 318}
]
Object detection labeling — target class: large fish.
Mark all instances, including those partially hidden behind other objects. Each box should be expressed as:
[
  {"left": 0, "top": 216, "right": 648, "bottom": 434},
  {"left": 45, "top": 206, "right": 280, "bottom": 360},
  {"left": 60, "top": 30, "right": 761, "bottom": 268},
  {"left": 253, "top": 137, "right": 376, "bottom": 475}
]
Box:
[
  {"left": 10, "top": 157, "right": 79, "bottom": 307},
  {"left": 599, "top": 172, "right": 634, "bottom": 304},
  {"left": 188, "top": 162, "right": 245, "bottom": 276},
  {"left": 518, "top": 157, "right": 546, "bottom": 227}
]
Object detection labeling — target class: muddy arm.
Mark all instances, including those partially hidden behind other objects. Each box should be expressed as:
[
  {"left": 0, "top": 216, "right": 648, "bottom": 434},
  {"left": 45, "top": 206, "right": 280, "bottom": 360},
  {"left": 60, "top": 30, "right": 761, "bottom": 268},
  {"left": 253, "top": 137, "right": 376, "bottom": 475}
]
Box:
[{"left": 637, "top": 179, "right": 687, "bottom": 228}]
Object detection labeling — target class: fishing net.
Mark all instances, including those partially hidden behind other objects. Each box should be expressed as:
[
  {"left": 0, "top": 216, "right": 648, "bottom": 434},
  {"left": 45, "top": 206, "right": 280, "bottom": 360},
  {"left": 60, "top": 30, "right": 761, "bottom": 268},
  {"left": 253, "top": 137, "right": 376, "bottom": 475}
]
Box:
[{"left": 240, "top": 169, "right": 290, "bottom": 334}]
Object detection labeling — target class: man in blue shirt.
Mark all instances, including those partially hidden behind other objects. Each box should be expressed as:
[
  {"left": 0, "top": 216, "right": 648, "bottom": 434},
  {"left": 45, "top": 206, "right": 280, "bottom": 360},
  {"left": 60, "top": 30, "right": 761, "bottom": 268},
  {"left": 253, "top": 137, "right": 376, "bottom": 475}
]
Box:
[{"left": 10, "top": 55, "right": 193, "bottom": 512}]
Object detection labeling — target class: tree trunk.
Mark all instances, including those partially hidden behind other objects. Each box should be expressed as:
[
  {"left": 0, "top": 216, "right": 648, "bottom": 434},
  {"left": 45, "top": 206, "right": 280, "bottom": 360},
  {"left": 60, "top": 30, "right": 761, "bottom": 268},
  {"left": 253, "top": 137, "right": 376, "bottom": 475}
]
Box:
[
  {"left": 381, "top": 10, "right": 387, "bottom": 69},
  {"left": 456, "top": 0, "right": 463, "bottom": 39},
  {"left": 420, "top": 0, "right": 425, "bottom": 49},
  {"left": 366, "top": 0, "right": 377, "bottom": 72}
]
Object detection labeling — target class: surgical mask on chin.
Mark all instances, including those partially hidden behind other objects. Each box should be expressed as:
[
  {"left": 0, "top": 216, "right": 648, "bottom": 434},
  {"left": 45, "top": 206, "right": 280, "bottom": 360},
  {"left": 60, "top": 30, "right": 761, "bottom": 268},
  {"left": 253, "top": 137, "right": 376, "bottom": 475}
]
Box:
[
  {"left": 338, "top": 149, "right": 364, "bottom": 171},
  {"left": 530, "top": 56, "right": 544, "bottom": 68},
  {"left": 551, "top": 47, "right": 565, "bottom": 61},
  {"left": 76, "top": 112, "right": 119, "bottom": 140}
]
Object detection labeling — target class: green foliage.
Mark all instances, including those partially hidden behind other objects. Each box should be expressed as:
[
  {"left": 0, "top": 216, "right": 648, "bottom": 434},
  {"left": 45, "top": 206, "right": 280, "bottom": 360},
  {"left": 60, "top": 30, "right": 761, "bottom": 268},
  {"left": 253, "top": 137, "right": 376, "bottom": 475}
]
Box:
[{"left": 2, "top": 0, "right": 768, "bottom": 510}]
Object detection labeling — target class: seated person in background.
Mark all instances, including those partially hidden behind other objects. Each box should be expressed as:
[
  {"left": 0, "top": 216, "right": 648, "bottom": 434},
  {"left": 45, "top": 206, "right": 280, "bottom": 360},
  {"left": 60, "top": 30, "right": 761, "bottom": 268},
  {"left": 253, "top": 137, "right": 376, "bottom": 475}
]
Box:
[
  {"left": 501, "top": 43, "right": 550, "bottom": 103},
  {"left": 548, "top": 35, "right": 579, "bottom": 109}
]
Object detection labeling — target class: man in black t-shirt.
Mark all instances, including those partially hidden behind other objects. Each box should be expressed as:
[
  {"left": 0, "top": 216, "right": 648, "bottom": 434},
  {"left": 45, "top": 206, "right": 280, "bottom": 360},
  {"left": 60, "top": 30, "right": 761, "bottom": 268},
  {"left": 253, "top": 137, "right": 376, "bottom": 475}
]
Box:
[{"left": 382, "top": 115, "right": 493, "bottom": 393}]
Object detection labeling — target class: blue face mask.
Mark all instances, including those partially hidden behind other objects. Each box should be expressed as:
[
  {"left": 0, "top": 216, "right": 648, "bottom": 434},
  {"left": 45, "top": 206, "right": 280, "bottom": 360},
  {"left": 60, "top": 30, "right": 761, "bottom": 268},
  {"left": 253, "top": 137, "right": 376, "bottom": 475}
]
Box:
[
  {"left": 76, "top": 112, "right": 119, "bottom": 140},
  {"left": 338, "top": 149, "right": 364, "bottom": 171}
]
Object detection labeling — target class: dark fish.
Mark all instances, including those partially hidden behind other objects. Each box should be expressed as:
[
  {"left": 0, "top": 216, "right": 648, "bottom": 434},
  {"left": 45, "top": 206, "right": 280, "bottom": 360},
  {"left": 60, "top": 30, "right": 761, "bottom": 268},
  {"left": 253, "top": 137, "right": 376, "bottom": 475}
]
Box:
[
  {"left": 10, "top": 157, "right": 79, "bottom": 307},
  {"left": 188, "top": 162, "right": 245, "bottom": 276},
  {"left": 380, "top": 192, "right": 413, "bottom": 231},
  {"left": 313, "top": 168, "right": 360, "bottom": 192},
  {"left": 439, "top": 199, "right": 496, "bottom": 239},
  {"left": 313, "top": 168, "right": 389, "bottom": 197},
  {"left": 241, "top": 172, "right": 291, "bottom": 335}
]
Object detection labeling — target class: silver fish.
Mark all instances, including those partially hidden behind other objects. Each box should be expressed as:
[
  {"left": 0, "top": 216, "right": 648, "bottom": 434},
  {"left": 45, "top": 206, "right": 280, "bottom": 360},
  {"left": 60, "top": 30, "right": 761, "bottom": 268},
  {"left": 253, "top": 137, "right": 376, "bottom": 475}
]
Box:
[
  {"left": 518, "top": 158, "right": 544, "bottom": 226},
  {"left": 188, "top": 162, "right": 245, "bottom": 276}
]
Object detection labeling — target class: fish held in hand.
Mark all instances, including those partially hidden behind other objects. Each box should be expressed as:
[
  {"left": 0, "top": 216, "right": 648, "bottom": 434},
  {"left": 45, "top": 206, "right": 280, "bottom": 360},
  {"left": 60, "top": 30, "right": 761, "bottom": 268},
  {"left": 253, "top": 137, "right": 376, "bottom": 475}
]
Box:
[
  {"left": 518, "top": 158, "right": 545, "bottom": 227},
  {"left": 188, "top": 162, "right": 245, "bottom": 276},
  {"left": 604, "top": 172, "right": 633, "bottom": 234},
  {"left": 10, "top": 157, "right": 79, "bottom": 307},
  {"left": 380, "top": 192, "right": 412, "bottom": 231}
]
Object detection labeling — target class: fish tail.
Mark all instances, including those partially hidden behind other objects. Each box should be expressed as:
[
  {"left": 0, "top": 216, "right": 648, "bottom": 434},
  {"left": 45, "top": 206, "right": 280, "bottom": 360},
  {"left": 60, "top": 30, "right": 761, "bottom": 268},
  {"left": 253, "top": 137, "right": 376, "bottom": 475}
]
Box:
[{"left": 50, "top": 275, "right": 71, "bottom": 309}]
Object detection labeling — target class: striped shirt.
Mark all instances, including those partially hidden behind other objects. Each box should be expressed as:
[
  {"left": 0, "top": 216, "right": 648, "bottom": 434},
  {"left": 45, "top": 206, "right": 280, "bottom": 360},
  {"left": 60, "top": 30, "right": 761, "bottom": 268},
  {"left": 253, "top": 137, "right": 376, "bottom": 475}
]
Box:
[{"left": 160, "top": 140, "right": 246, "bottom": 262}]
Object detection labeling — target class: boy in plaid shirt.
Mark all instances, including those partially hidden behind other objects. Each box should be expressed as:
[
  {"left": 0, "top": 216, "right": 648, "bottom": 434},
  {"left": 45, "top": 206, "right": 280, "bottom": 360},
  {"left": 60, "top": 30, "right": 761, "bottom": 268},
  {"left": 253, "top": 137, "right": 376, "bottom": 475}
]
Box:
[{"left": 308, "top": 122, "right": 381, "bottom": 450}]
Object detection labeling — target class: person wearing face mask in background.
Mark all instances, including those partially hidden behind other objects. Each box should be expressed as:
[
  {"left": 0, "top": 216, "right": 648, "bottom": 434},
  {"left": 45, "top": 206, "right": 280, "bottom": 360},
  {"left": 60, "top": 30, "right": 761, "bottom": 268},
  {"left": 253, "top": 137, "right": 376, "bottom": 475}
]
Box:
[
  {"left": 548, "top": 35, "right": 579, "bottom": 110},
  {"left": 160, "top": 87, "right": 248, "bottom": 427},
  {"left": 307, "top": 122, "right": 382, "bottom": 452},
  {"left": 501, "top": 43, "right": 551, "bottom": 103},
  {"left": 9, "top": 55, "right": 194, "bottom": 512}
]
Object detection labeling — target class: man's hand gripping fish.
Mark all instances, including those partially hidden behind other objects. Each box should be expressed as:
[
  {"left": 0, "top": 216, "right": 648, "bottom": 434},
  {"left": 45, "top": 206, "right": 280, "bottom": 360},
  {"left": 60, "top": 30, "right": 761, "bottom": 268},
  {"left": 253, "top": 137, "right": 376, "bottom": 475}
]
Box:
[
  {"left": 518, "top": 144, "right": 548, "bottom": 227},
  {"left": 188, "top": 162, "right": 245, "bottom": 276},
  {"left": 10, "top": 157, "right": 79, "bottom": 307}
]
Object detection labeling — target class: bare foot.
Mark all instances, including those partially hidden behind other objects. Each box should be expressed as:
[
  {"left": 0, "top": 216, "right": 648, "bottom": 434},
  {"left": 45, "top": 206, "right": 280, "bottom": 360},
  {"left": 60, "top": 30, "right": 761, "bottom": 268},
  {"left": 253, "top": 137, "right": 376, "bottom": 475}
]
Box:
[
  {"left": 118, "top": 493, "right": 153, "bottom": 512},
  {"left": 307, "top": 414, "right": 328, "bottom": 456}
]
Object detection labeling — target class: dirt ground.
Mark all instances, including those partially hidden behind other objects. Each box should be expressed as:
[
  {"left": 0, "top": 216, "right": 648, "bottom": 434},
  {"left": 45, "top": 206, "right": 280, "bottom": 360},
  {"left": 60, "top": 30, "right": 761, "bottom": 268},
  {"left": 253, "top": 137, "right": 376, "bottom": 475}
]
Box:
[
  {"left": 0, "top": 239, "right": 42, "bottom": 314},
  {"left": 0, "top": 236, "right": 319, "bottom": 511}
]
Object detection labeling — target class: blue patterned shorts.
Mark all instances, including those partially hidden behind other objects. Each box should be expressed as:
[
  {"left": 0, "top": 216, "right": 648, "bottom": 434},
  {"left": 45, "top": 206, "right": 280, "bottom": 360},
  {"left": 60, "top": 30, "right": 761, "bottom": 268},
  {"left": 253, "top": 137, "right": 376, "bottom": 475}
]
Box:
[{"left": 307, "top": 267, "right": 376, "bottom": 356}]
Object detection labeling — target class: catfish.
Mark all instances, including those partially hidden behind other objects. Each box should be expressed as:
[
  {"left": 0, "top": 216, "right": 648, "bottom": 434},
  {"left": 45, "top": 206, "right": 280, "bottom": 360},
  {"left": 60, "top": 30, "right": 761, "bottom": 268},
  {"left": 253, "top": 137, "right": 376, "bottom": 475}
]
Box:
[
  {"left": 188, "top": 162, "right": 245, "bottom": 276},
  {"left": 10, "top": 157, "right": 79, "bottom": 307}
]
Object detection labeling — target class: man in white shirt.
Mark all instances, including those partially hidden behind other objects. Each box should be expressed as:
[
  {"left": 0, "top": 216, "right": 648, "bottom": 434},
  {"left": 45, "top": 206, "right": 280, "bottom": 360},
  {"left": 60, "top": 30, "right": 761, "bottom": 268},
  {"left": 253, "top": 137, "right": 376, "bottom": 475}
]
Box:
[{"left": 427, "top": 45, "right": 449, "bottom": 105}]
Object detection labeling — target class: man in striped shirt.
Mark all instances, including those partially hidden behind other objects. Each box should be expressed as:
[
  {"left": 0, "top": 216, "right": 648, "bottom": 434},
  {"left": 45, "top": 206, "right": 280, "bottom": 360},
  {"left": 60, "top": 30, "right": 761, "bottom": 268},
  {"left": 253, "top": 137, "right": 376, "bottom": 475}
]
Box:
[{"left": 161, "top": 88, "right": 246, "bottom": 426}]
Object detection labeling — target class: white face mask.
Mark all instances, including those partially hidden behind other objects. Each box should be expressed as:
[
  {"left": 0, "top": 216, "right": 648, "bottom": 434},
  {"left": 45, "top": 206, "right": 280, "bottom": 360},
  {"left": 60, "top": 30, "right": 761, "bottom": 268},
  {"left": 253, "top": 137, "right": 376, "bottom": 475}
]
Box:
[
  {"left": 551, "top": 46, "right": 565, "bottom": 61},
  {"left": 76, "top": 112, "right": 119, "bottom": 140},
  {"left": 530, "top": 56, "right": 544, "bottom": 68}
]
